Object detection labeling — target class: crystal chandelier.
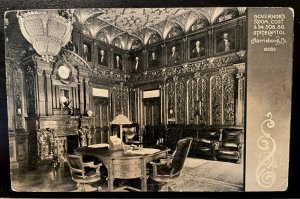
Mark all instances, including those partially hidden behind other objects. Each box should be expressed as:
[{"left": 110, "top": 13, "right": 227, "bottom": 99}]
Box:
[{"left": 17, "top": 9, "right": 74, "bottom": 62}]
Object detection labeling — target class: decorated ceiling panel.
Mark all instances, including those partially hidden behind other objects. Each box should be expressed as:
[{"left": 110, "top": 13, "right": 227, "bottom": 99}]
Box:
[{"left": 74, "top": 7, "right": 246, "bottom": 50}]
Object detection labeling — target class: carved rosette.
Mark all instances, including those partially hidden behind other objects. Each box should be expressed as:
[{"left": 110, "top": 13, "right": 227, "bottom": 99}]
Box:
[
  {"left": 223, "top": 74, "right": 235, "bottom": 125},
  {"left": 176, "top": 79, "right": 185, "bottom": 124},
  {"left": 197, "top": 78, "right": 208, "bottom": 125},
  {"left": 211, "top": 75, "right": 222, "bottom": 125}
]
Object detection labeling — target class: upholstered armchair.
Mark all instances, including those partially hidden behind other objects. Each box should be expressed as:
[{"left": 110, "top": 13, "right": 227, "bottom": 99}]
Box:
[
  {"left": 217, "top": 129, "right": 244, "bottom": 163},
  {"left": 149, "top": 137, "right": 193, "bottom": 191},
  {"left": 66, "top": 154, "right": 102, "bottom": 192},
  {"left": 192, "top": 131, "right": 221, "bottom": 160}
]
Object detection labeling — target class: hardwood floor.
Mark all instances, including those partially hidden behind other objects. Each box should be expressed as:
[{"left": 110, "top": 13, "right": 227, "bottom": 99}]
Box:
[{"left": 11, "top": 158, "right": 243, "bottom": 192}]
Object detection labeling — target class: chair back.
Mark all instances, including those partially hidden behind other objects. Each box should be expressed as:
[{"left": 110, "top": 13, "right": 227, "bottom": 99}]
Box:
[
  {"left": 221, "top": 129, "right": 243, "bottom": 144},
  {"left": 170, "top": 137, "right": 193, "bottom": 175},
  {"left": 66, "top": 154, "right": 84, "bottom": 178}
]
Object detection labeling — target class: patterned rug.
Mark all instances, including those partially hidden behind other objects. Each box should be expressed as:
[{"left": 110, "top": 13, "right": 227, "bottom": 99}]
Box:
[{"left": 160, "top": 173, "right": 243, "bottom": 192}]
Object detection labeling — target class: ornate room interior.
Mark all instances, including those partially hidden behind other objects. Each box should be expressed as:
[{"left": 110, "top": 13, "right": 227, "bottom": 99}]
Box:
[{"left": 5, "top": 7, "right": 246, "bottom": 192}]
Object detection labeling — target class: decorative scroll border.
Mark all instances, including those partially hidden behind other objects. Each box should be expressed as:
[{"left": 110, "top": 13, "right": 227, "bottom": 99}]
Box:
[{"left": 255, "top": 112, "right": 277, "bottom": 188}]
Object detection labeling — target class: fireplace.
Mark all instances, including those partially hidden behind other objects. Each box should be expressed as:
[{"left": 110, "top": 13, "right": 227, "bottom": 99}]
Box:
[{"left": 66, "top": 134, "right": 79, "bottom": 154}]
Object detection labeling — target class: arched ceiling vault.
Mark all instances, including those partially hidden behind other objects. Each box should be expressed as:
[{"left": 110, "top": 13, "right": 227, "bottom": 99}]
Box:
[{"left": 74, "top": 7, "right": 246, "bottom": 50}]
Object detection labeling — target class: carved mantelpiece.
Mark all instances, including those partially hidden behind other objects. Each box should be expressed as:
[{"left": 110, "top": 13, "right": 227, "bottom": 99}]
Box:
[{"left": 39, "top": 116, "right": 80, "bottom": 137}]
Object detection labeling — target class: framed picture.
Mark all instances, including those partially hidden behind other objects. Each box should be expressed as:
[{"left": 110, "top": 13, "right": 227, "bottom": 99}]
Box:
[
  {"left": 148, "top": 45, "right": 161, "bottom": 68},
  {"left": 214, "top": 27, "right": 236, "bottom": 55},
  {"left": 131, "top": 51, "right": 143, "bottom": 72},
  {"left": 167, "top": 41, "right": 182, "bottom": 67},
  {"left": 113, "top": 53, "right": 123, "bottom": 70},
  {"left": 82, "top": 42, "right": 92, "bottom": 62},
  {"left": 98, "top": 47, "right": 108, "bottom": 66},
  {"left": 188, "top": 35, "right": 207, "bottom": 60}
]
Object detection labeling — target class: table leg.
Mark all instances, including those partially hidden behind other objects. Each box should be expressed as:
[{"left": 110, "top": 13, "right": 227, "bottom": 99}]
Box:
[
  {"left": 106, "top": 161, "right": 114, "bottom": 191},
  {"left": 141, "top": 158, "right": 148, "bottom": 192},
  {"left": 140, "top": 176, "right": 148, "bottom": 191}
]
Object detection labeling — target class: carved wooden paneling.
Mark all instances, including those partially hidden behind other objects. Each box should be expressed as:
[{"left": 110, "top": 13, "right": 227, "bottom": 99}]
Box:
[
  {"left": 187, "top": 78, "right": 197, "bottom": 124},
  {"left": 197, "top": 77, "right": 208, "bottom": 125},
  {"left": 176, "top": 79, "right": 186, "bottom": 124},
  {"left": 167, "top": 80, "right": 175, "bottom": 119},
  {"left": 114, "top": 85, "right": 122, "bottom": 116},
  {"left": 37, "top": 128, "right": 55, "bottom": 161},
  {"left": 130, "top": 90, "right": 136, "bottom": 121},
  {"left": 102, "top": 104, "right": 108, "bottom": 126},
  {"left": 14, "top": 68, "right": 24, "bottom": 129},
  {"left": 223, "top": 74, "right": 235, "bottom": 125},
  {"left": 122, "top": 86, "right": 129, "bottom": 117},
  {"left": 94, "top": 97, "right": 109, "bottom": 127},
  {"left": 211, "top": 75, "right": 222, "bottom": 125}
]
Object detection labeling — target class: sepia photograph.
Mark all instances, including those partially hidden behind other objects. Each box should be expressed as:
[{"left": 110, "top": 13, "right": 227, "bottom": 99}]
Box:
[{"left": 3, "top": 6, "right": 293, "bottom": 193}]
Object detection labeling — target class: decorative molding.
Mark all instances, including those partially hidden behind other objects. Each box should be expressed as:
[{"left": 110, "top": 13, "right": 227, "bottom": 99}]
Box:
[
  {"left": 255, "top": 112, "right": 277, "bottom": 188},
  {"left": 129, "top": 52, "right": 245, "bottom": 85}
]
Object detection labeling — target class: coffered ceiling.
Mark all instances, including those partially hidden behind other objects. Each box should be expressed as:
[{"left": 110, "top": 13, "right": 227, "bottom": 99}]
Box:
[{"left": 74, "top": 7, "right": 247, "bottom": 50}]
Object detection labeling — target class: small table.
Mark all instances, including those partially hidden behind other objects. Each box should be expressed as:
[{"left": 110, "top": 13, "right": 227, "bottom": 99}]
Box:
[{"left": 75, "top": 145, "right": 170, "bottom": 191}]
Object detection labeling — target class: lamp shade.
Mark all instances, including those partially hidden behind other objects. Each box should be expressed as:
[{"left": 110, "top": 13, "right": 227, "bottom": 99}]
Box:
[
  {"left": 111, "top": 114, "right": 132, "bottom": 125},
  {"left": 17, "top": 10, "right": 73, "bottom": 62}
]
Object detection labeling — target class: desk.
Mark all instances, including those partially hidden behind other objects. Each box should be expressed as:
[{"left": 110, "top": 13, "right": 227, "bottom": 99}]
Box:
[{"left": 75, "top": 146, "right": 170, "bottom": 191}]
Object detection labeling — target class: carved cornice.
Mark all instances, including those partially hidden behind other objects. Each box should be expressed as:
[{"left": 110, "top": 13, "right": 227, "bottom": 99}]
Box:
[{"left": 129, "top": 51, "right": 246, "bottom": 85}]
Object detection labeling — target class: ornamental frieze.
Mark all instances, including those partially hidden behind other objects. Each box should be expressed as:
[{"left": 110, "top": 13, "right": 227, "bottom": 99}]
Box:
[{"left": 129, "top": 51, "right": 246, "bottom": 85}]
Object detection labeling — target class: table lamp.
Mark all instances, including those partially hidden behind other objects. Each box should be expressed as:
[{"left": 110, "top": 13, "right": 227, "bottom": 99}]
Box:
[{"left": 110, "top": 114, "right": 132, "bottom": 143}]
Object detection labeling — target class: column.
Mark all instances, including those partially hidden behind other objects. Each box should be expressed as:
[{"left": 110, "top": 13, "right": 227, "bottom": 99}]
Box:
[
  {"left": 85, "top": 77, "right": 90, "bottom": 112},
  {"left": 45, "top": 70, "right": 53, "bottom": 115},
  {"left": 52, "top": 85, "right": 56, "bottom": 109},
  {"left": 142, "top": 49, "right": 147, "bottom": 71},
  {"left": 208, "top": 29, "right": 214, "bottom": 57},
  {"left": 234, "top": 63, "right": 246, "bottom": 126},
  {"left": 55, "top": 86, "right": 60, "bottom": 109},
  {"left": 123, "top": 54, "right": 130, "bottom": 73},
  {"left": 183, "top": 36, "right": 187, "bottom": 63},
  {"left": 159, "top": 84, "right": 164, "bottom": 124},
  {"left": 173, "top": 76, "right": 178, "bottom": 123},
  {"left": 161, "top": 44, "right": 166, "bottom": 67},
  {"left": 37, "top": 69, "right": 46, "bottom": 116},
  {"left": 79, "top": 76, "right": 85, "bottom": 114},
  {"left": 75, "top": 88, "right": 79, "bottom": 109},
  {"left": 6, "top": 67, "right": 15, "bottom": 131}
]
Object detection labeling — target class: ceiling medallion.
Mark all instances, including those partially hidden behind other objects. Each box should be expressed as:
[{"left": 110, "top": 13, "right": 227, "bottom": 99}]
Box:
[{"left": 17, "top": 10, "right": 74, "bottom": 62}]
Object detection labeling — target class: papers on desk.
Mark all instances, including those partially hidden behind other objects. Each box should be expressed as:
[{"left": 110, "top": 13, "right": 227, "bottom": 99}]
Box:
[
  {"left": 126, "top": 148, "right": 160, "bottom": 155},
  {"left": 88, "top": 143, "right": 109, "bottom": 148}
]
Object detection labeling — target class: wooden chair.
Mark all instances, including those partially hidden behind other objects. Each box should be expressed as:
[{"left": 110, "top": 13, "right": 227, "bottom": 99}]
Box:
[
  {"left": 149, "top": 137, "right": 193, "bottom": 191},
  {"left": 66, "top": 154, "right": 102, "bottom": 192}
]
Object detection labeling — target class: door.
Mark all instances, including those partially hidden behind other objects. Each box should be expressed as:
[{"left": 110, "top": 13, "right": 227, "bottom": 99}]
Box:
[
  {"left": 143, "top": 97, "right": 161, "bottom": 126},
  {"left": 93, "top": 97, "right": 110, "bottom": 143}
]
